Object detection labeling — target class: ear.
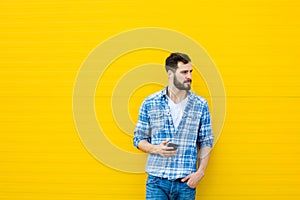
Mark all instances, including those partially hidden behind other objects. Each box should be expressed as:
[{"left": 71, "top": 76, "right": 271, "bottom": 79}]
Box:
[{"left": 167, "top": 70, "right": 173, "bottom": 78}]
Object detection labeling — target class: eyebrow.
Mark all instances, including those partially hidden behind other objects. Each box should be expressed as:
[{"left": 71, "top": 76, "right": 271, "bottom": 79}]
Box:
[{"left": 179, "top": 69, "right": 193, "bottom": 73}]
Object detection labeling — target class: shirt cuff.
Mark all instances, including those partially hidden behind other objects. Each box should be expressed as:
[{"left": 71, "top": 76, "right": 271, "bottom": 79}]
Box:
[{"left": 199, "top": 137, "right": 214, "bottom": 148}]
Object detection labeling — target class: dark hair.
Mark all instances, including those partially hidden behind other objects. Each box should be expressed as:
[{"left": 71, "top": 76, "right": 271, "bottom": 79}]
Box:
[{"left": 165, "top": 52, "right": 191, "bottom": 72}]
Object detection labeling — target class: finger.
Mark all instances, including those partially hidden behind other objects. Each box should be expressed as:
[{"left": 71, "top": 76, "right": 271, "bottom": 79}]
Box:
[
  {"left": 161, "top": 139, "right": 170, "bottom": 145},
  {"left": 181, "top": 175, "right": 190, "bottom": 182},
  {"left": 164, "top": 152, "right": 174, "bottom": 157},
  {"left": 170, "top": 149, "right": 178, "bottom": 154},
  {"left": 163, "top": 148, "right": 178, "bottom": 155},
  {"left": 164, "top": 146, "right": 174, "bottom": 151},
  {"left": 164, "top": 149, "right": 178, "bottom": 157},
  {"left": 164, "top": 149, "right": 176, "bottom": 155}
]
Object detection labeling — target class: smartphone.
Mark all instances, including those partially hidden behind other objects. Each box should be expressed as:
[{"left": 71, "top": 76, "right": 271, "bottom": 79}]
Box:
[{"left": 166, "top": 143, "right": 179, "bottom": 151}]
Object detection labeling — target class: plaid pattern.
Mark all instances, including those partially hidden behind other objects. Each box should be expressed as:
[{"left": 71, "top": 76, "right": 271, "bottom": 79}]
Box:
[{"left": 133, "top": 87, "right": 214, "bottom": 180}]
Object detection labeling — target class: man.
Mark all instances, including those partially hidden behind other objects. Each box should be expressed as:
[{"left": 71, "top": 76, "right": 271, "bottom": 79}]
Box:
[{"left": 133, "top": 52, "right": 214, "bottom": 200}]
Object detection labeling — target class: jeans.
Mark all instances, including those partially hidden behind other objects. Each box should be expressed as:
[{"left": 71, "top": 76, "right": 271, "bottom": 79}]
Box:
[{"left": 146, "top": 174, "right": 196, "bottom": 200}]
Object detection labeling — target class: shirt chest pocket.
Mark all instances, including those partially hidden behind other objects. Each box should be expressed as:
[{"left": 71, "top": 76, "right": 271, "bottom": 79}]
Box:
[
  {"left": 184, "top": 113, "right": 201, "bottom": 130},
  {"left": 149, "top": 112, "right": 164, "bottom": 134}
]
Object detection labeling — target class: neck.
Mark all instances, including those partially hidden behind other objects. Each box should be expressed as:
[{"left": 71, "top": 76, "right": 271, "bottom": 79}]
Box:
[{"left": 167, "top": 86, "right": 188, "bottom": 103}]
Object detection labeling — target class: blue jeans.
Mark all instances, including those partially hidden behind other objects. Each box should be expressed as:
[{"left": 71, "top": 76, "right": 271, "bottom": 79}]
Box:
[{"left": 146, "top": 174, "right": 196, "bottom": 200}]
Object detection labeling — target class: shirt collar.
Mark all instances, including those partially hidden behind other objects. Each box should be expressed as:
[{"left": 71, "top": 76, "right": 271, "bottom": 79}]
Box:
[{"left": 161, "top": 86, "right": 192, "bottom": 99}]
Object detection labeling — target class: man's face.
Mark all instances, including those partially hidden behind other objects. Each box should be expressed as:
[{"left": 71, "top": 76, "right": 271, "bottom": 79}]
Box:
[{"left": 173, "top": 61, "right": 193, "bottom": 91}]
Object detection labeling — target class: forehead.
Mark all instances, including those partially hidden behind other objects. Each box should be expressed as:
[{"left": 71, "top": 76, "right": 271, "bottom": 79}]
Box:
[{"left": 177, "top": 61, "right": 193, "bottom": 71}]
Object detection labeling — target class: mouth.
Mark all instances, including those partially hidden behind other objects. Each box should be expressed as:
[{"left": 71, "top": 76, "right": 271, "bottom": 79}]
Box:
[{"left": 184, "top": 80, "right": 192, "bottom": 84}]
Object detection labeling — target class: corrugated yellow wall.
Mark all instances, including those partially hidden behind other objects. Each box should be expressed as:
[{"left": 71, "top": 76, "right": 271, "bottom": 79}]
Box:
[{"left": 1, "top": 0, "right": 299, "bottom": 199}]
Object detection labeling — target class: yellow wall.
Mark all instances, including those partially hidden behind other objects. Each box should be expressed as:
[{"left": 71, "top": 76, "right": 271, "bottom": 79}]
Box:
[{"left": 1, "top": 0, "right": 300, "bottom": 199}]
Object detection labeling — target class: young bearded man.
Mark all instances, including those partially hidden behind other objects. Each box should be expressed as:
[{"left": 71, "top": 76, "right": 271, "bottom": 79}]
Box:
[{"left": 133, "top": 52, "right": 214, "bottom": 200}]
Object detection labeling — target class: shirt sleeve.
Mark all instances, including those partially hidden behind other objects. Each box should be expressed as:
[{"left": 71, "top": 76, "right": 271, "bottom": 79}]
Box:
[
  {"left": 133, "top": 100, "right": 151, "bottom": 148},
  {"left": 198, "top": 101, "right": 214, "bottom": 148}
]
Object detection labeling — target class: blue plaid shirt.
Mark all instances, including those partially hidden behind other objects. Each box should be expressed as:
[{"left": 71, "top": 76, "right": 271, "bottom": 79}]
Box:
[{"left": 133, "top": 87, "right": 214, "bottom": 180}]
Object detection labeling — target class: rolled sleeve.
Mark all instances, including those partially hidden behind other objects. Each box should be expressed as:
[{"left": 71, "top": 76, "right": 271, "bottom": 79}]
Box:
[
  {"left": 133, "top": 101, "right": 151, "bottom": 148},
  {"left": 198, "top": 101, "right": 214, "bottom": 148}
]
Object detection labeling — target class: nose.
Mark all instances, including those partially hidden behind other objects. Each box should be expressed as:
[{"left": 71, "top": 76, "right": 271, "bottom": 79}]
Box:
[{"left": 186, "top": 72, "right": 192, "bottom": 80}]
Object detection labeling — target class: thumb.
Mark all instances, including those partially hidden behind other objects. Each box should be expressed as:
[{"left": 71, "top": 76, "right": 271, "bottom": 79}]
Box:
[
  {"left": 161, "top": 139, "right": 170, "bottom": 146},
  {"left": 181, "top": 174, "right": 190, "bottom": 182}
]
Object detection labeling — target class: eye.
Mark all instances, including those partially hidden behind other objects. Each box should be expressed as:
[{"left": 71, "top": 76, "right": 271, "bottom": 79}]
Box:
[{"left": 181, "top": 70, "right": 192, "bottom": 75}]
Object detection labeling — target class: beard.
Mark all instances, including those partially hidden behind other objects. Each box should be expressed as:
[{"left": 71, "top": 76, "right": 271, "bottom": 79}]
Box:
[{"left": 173, "top": 74, "right": 192, "bottom": 91}]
